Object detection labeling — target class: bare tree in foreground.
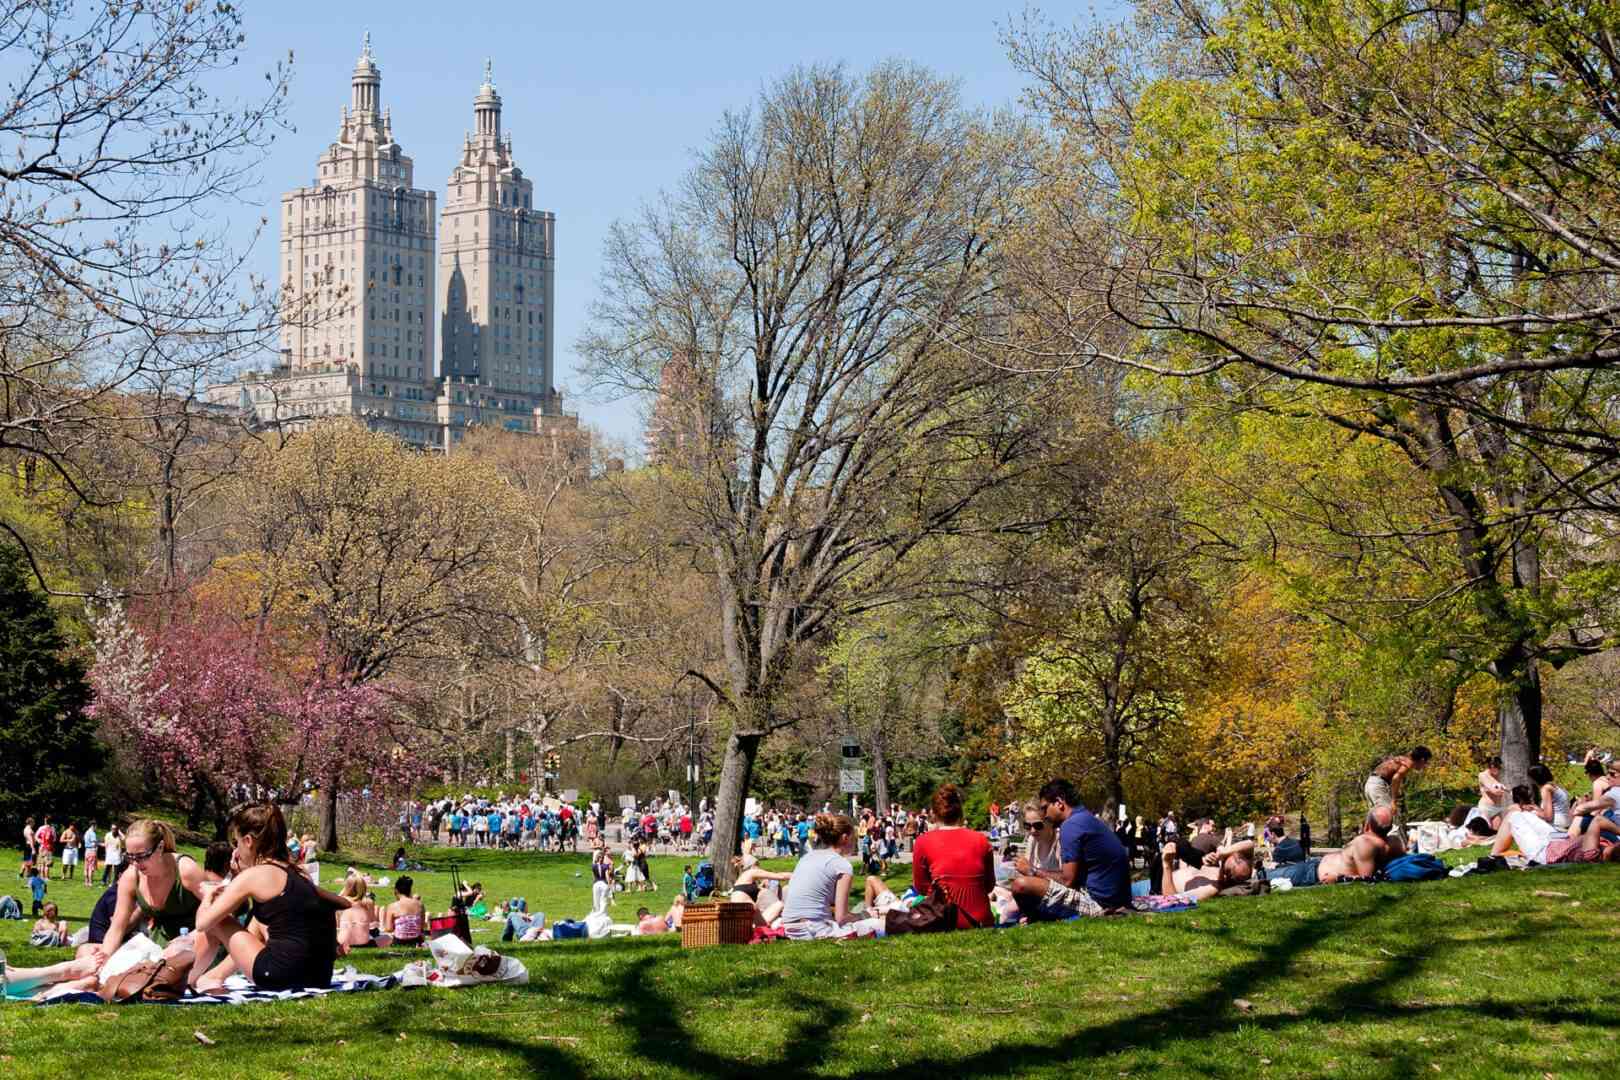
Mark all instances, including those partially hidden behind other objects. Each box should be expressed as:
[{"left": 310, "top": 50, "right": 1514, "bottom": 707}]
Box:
[
  {"left": 582, "top": 62, "right": 1050, "bottom": 885},
  {"left": 0, "top": 0, "right": 291, "bottom": 589}
]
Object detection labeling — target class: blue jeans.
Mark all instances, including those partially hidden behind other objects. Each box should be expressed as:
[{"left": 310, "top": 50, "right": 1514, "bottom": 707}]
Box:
[
  {"left": 502, "top": 912, "right": 543, "bottom": 941},
  {"left": 1131, "top": 879, "right": 1152, "bottom": 898},
  {"left": 1263, "top": 858, "right": 1321, "bottom": 887}
]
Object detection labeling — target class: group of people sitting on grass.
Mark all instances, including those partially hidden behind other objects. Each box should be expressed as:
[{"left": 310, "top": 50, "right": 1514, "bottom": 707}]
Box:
[
  {"left": 720, "top": 759, "right": 1620, "bottom": 941},
  {"left": 1, "top": 804, "right": 456, "bottom": 1001},
  {"left": 1362, "top": 746, "right": 1620, "bottom": 857}
]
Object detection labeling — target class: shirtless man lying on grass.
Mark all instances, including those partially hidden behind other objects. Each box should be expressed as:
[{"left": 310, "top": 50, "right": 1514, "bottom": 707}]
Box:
[
  {"left": 1263, "top": 805, "right": 1406, "bottom": 888},
  {"left": 1153, "top": 837, "right": 1257, "bottom": 901}
]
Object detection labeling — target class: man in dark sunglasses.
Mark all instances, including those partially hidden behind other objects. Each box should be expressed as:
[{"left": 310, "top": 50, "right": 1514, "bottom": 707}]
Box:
[{"left": 1006, "top": 779, "right": 1130, "bottom": 920}]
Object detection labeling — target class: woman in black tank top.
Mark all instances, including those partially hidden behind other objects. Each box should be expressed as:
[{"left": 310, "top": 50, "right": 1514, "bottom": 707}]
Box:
[{"left": 192, "top": 804, "right": 349, "bottom": 992}]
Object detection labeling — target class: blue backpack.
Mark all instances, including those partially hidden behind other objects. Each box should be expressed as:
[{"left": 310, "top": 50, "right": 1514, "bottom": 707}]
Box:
[
  {"left": 692, "top": 861, "right": 716, "bottom": 897},
  {"left": 553, "top": 919, "right": 588, "bottom": 940},
  {"left": 1383, "top": 853, "right": 1447, "bottom": 882}
]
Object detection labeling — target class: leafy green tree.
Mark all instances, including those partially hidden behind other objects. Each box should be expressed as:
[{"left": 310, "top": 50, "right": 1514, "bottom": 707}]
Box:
[
  {"left": 1005, "top": 0, "right": 1620, "bottom": 783},
  {"left": 0, "top": 544, "right": 103, "bottom": 831}
]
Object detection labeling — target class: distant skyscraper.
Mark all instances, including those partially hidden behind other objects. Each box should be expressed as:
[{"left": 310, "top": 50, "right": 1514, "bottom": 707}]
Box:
[
  {"left": 440, "top": 61, "right": 558, "bottom": 413},
  {"left": 209, "top": 40, "right": 577, "bottom": 450},
  {"left": 282, "top": 33, "right": 435, "bottom": 390},
  {"left": 645, "top": 349, "right": 732, "bottom": 471}
]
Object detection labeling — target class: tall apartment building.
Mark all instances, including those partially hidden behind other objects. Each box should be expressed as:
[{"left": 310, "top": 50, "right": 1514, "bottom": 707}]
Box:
[
  {"left": 440, "top": 62, "right": 558, "bottom": 413},
  {"left": 209, "top": 38, "right": 576, "bottom": 451},
  {"left": 644, "top": 349, "right": 735, "bottom": 471}
]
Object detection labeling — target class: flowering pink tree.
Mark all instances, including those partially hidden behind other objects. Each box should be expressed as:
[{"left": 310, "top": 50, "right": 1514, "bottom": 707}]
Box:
[
  {"left": 89, "top": 603, "right": 287, "bottom": 833},
  {"left": 89, "top": 602, "right": 427, "bottom": 839},
  {"left": 281, "top": 658, "right": 428, "bottom": 831}
]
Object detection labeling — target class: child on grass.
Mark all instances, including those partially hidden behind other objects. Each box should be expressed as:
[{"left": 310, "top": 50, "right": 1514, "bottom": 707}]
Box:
[{"left": 26, "top": 865, "right": 47, "bottom": 917}]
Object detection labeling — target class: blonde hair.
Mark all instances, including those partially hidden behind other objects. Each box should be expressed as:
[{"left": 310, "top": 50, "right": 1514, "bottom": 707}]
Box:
[
  {"left": 126, "top": 819, "right": 176, "bottom": 854},
  {"left": 340, "top": 874, "right": 368, "bottom": 902}
]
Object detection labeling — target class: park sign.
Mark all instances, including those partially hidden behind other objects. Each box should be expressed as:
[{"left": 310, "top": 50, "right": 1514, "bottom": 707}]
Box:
[{"left": 840, "top": 768, "right": 866, "bottom": 794}]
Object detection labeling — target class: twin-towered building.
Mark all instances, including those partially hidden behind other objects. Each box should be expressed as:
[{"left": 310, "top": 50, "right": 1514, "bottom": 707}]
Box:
[{"left": 210, "top": 36, "right": 576, "bottom": 449}]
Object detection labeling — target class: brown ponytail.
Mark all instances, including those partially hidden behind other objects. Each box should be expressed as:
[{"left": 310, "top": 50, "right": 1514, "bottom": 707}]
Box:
[
  {"left": 811, "top": 813, "right": 854, "bottom": 847},
  {"left": 228, "top": 803, "right": 291, "bottom": 864}
]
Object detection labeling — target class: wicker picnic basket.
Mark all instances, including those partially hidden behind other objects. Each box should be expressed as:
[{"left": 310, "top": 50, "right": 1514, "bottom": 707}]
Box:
[{"left": 681, "top": 901, "right": 755, "bottom": 948}]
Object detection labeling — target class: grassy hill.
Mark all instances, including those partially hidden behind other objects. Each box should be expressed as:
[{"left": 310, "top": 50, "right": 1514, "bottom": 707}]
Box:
[{"left": 1, "top": 845, "right": 1615, "bottom": 1079}]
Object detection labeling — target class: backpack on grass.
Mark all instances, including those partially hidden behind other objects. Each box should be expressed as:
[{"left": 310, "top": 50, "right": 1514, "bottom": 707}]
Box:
[
  {"left": 1382, "top": 853, "right": 1447, "bottom": 882},
  {"left": 692, "top": 861, "right": 716, "bottom": 897}
]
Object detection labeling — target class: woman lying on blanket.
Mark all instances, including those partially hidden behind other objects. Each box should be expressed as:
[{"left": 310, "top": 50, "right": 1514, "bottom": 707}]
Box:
[
  {"left": 0, "top": 952, "right": 103, "bottom": 998},
  {"left": 190, "top": 803, "right": 352, "bottom": 992}
]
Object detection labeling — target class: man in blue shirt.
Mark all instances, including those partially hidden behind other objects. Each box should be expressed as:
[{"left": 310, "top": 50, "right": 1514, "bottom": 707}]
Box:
[{"left": 1007, "top": 779, "right": 1130, "bottom": 919}]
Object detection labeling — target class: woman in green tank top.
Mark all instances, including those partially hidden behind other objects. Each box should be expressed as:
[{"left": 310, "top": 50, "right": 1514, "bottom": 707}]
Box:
[{"left": 93, "top": 820, "right": 208, "bottom": 960}]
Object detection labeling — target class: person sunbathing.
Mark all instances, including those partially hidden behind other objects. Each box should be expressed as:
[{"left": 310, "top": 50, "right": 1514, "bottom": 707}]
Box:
[
  {"left": 0, "top": 953, "right": 103, "bottom": 999},
  {"left": 190, "top": 803, "right": 351, "bottom": 992},
  {"left": 729, "top": 854, "right": 792, "bottom": 926},
  {"left": 634, "top": 895, "right": 687, "bottom": 935},
  {"left": 1264, "top": 806, "right": 1405, "bottom": 887},
  {"left": 1476, "top": 756, "right": 1511, "bottom": 830},
  {"left": 1147, "top": 839, "right": 1255, "bottom": 901},
  {"left": 336, "top": 874, "right": 379, "bottom": 950},
  {"left": 381, "top": 876, "right": 426, "bottom": 946},
  {"left": 30, "top": 902, "right": 69, "bottom": 947}
]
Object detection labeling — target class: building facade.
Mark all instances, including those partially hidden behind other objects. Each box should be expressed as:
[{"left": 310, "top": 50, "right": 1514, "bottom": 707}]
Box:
[{"left": 210, "top": 38, "right": 575, "bottom": 450}]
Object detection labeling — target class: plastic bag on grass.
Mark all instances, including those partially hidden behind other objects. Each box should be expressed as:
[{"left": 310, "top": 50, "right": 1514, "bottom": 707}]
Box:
[{"left": 397, "top": 935, "right": 527, "bottom": 988}]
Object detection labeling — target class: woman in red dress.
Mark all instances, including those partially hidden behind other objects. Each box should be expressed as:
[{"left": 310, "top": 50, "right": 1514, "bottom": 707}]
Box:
[{"left": 910, "top": 784, "right": 995, "bottom": 929}]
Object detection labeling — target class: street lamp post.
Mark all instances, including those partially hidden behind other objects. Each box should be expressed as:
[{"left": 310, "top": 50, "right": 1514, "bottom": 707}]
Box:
[
  {"left": 687, "top": 689, "right": 698, "bottom": 816},
  {"left": 842, "top": 630, "right": 887, "bottom": 817}
]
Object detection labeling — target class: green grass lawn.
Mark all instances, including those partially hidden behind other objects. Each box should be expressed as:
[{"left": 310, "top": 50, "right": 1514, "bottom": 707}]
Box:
[{"left": 1, "top": 844, "right": 1616, "bottom": 1079}]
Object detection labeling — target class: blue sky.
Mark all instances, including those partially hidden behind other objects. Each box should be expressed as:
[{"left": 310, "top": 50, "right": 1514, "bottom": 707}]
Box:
[{"left": 216, "top": 2, "right": 1116, "bottom": 447}]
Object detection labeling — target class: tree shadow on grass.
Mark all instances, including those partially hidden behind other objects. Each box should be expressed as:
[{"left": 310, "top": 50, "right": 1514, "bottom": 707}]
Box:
[
  {"left": 417, "top": 884, "right": 1617, "bottom": 1079},
  {"left": 422, "top": 1027, "right": 595, "bottom": 1080}
]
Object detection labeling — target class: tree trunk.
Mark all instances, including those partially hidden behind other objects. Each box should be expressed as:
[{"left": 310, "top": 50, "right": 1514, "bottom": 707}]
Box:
[
  {"left": 319, "top": 783, "right": 339, "bottom": 853},
  {"left": 872, "top": 720, "right": 890, "bottom": 813},
  {"left": 1325, "top": 784, "right": 1343, "bottom": 848},
  {"left": 1498, "top": 661, "right": 1541, "bottom": 789},
  {"left": 706, "top": 728, "right": 762, "bottom": 891},
  {"left": 503, "top": 727, "right": 516, "bottom": 783}
]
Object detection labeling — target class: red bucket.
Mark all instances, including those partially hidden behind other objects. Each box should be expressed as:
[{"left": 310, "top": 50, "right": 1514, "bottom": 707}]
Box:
[{"left": 429, "top": 910, "right": 471, "bottom": 946}]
